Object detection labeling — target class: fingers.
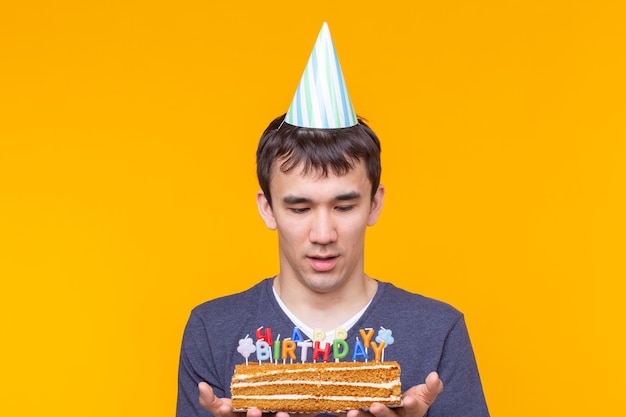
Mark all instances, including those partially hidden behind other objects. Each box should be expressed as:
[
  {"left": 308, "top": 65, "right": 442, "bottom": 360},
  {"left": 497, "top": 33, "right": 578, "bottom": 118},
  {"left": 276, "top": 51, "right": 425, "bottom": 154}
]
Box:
[
  {"left": 198, "top": 382, "right": 234, "bottom": 417},
  {"left": 346, "top": 410, "right": 364, "bottom": 417},
  {"left": 246, "top": 408, "right": 263, "bottom": 417},
  {"left": 368, "top": 402, "right": 399, "bottom": 417}
]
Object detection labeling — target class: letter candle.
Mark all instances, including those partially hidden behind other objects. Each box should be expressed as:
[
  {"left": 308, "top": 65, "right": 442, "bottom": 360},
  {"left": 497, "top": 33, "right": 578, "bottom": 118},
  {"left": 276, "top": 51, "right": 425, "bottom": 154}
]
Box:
[
  {"left": 333, "top": 339, "right": 349, "bottom": 361},
  {"left": 256, "top": 326, "right": 273, "bottom": 347},
  {"left": 370, "top": 341, "right": 385, "bottom": 362},
  {"left": 375, "top": 327, "right": 395, "bottom": 362},
  {"left": 312, "top": 340, "right": 331, "bottom": 362},
  {"left": 352, "top": 337, "right": 368, "bottom": 362},
  {"left": 313, "top": 328, "right": 326, "bottom": 343},
  {"left": 297, "top": 340, "right": 312, "bottom": 363},
  {"left": 334, "top": 328, "right": 348, "bottom": 340},
  {"left": 273, "top": 334, "right": 281, "bottom": 364},
  {"left": 291, "top": 327, "right": 305, "bottom": 343},
  {"left": 255, "top": 340, "right": 271, "bottom": 364},
  {"left": 332, "top": 328, "right": 349, "bottom": 362},
  {"left": 282, "top": 339, "right": 296, "bottom": 363},
  {"left": 359, "top": 328, "right": 374, "bottom": 354}
]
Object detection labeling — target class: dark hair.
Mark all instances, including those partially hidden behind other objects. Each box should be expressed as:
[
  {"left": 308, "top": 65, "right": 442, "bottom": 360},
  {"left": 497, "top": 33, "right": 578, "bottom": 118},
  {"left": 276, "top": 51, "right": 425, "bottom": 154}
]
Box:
[{"left": 256, "top": 114, "right": 382, "bottom": 207}]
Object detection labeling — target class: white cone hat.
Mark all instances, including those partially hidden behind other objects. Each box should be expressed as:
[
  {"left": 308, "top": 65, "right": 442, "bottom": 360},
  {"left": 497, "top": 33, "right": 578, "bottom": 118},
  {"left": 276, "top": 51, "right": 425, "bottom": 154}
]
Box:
[{"left": 285, "top": 22, "right": 358, "bottom": 129}]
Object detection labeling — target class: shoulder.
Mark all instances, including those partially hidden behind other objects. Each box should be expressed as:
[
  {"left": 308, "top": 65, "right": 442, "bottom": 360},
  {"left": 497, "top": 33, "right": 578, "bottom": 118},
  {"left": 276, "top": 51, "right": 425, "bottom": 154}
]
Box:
[
  {"left": 188, "top": 278, "right": 273, "bottom": 327},
  {"left": 374, "top": 281, "right": 463, "bottom": 324}
]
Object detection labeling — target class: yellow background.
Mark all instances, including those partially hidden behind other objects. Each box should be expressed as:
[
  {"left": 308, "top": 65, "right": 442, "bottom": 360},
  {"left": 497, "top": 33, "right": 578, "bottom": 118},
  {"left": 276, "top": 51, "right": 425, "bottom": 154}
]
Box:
[{"left": 1, "top": 1, "right": 624, "bottom": 416}]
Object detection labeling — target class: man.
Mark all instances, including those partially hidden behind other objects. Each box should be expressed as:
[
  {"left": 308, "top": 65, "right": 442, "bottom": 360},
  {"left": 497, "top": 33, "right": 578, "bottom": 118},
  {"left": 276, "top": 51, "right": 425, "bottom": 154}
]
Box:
[{"left": 177, "top": 23, "right": 489, "bottom": 417}]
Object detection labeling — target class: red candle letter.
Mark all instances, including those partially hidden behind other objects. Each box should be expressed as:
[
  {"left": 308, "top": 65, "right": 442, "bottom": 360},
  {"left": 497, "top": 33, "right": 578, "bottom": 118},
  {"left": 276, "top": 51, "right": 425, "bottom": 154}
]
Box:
[
  {"left": 313, "top": 341, "right": 331, "bottom": 362},
  {"left": 256, "top": 327, "right": 273, "bottom": 347}
]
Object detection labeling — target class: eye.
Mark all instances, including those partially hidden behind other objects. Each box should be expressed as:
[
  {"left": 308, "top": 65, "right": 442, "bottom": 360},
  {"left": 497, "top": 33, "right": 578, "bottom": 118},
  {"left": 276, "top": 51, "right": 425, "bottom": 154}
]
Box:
[
  {"left": 289, "top": 207, "right": 310, "bottom": 214},
  {"left": 336, "top": 205, "right": 355, "bottom": 212}
]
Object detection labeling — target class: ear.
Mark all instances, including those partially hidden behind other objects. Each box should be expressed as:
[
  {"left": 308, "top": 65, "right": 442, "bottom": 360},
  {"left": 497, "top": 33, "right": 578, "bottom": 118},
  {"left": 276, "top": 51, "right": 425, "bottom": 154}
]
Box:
[
  {"left": 367, "top": 184, "right": 385, "bottom": 226},
  {"left": 256, "top": 190, "right": 277, "bottom": 230}
]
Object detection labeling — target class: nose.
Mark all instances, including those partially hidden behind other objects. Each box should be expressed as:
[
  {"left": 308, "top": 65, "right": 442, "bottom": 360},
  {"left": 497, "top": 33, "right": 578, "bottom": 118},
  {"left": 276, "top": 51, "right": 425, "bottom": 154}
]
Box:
[{"left": 309, "top": 210, "right": 338, "bottom": 244}]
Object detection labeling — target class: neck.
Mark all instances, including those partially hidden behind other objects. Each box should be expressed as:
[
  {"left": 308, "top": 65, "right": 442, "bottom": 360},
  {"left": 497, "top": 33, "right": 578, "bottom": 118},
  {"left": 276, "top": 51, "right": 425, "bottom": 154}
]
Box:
[{"left": 273, "top": 274, "right": 377, "bottom": 331}]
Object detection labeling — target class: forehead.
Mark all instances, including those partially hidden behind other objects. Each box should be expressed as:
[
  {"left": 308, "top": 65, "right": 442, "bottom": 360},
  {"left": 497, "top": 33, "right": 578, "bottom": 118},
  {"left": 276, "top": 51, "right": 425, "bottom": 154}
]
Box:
[{"left": 269, "top": 160, "right": 370, "bottom": 197}]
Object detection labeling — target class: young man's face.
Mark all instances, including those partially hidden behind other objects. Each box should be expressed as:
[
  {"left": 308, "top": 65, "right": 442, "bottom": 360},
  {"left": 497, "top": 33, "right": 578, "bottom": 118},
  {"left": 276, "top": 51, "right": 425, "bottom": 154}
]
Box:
[{"left": 257, "top": 159, "right": 384, "bottom": 295}]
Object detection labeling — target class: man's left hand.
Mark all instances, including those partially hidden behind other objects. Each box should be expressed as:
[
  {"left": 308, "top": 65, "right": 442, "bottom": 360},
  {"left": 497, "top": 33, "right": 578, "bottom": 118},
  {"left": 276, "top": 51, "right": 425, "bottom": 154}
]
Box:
[{"left": 346, "top": 372, "right": 443, "bottom": 417}]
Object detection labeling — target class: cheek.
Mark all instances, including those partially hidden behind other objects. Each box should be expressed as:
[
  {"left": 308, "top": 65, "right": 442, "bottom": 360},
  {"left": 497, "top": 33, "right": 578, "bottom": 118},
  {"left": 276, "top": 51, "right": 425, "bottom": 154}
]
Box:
[
  {"left": 277, "top": 221, "right": 309, "bottom": 243},
  {"left": 337, "top": 221, "right": 368, "bottom": 242}
]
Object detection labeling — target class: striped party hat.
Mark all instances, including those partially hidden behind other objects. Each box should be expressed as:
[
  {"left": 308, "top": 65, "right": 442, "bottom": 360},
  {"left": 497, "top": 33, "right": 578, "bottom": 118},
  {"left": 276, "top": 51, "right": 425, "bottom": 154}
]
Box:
[{"left": 285, "top": 22, "right": 357, "bottom": 129}]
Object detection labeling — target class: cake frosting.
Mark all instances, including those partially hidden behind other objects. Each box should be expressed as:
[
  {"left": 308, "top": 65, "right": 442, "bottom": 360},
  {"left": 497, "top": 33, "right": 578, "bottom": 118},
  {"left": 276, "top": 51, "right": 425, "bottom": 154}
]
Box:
[{"left": 231, "top": 361, "right": 401, "bottom": 413}]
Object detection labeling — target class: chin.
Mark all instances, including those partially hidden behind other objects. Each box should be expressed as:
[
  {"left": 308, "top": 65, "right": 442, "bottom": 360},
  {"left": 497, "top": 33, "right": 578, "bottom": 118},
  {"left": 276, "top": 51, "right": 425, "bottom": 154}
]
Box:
[{"left": 302, "top": 274, "right": 345, "bottom": 293}]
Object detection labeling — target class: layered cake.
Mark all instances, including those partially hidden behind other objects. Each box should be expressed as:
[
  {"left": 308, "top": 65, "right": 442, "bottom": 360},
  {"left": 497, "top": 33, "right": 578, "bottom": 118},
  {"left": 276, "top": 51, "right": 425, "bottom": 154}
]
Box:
[{"left": 231, "top": 361, "right": 401, "bottom": 413}]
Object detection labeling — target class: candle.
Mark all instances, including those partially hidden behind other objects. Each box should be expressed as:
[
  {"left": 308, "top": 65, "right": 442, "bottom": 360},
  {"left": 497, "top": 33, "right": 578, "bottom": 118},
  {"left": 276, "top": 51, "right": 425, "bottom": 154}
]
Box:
[
  {"left": 297, "top": 339, "right": 312, "bottom": 363},
  {"left": 313, "top": 328, "right": 326, "bottom": 343},
  {"left": 312, "top": 340, "right": 331, "bottom": 362},
  {"left": 334, "top": 328, "right": 348, "bottom": 341},
  {"left": 352, "top": 337, "right": 367, "bottom": 361},
  {"left": 291, "top": 327, "right": 305, "bottom": 343},
  {"left": 370, "top": 341, "right": 385, "bottom": 362},
  {"left": 237, "top": 335, "right": 256, "bottom": 365},
  {"left": 282, "top": 339, "right": 296, "bottom": 363},
  {"left": 255, "top": 340, "right": 271, "bottom": 363},
  {"left": 273, "top": 334, "right": 281, "bottom": 363},
  {"left": 256, "top": 326, "right": 273, "bottom": 347},
  {"left": 332, "top": 339, "right": 349, "bottom": 361},
  {"left": 359, "top": 328, "right": 374, "bottom": 353},
  {"left": 375, "top": 327, "right": 394, "bottom": 362}
]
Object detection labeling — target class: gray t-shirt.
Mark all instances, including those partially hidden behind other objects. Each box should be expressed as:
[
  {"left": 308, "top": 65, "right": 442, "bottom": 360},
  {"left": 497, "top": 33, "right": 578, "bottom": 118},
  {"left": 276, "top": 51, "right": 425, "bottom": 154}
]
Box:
[{"left": 176, "top": 278, "right": 489, "bottom": 417}]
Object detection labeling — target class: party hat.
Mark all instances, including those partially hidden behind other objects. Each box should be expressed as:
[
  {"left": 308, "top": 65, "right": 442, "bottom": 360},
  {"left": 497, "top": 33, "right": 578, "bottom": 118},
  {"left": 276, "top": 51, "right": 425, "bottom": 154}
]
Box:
[{"left": 285, "top": 22, "right": 358, "bottom": 129}]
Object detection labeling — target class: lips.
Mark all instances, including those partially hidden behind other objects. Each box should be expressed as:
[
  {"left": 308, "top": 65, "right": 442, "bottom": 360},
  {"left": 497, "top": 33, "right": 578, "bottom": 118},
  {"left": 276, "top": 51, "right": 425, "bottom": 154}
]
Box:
[{"left": 308, "top": 255, "right": 338, "bottom": 271}]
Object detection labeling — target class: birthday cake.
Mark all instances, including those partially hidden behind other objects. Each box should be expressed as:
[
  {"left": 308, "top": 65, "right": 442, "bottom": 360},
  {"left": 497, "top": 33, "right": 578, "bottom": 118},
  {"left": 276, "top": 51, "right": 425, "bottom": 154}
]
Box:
[
  {"left": 231, "top": 361, "right": 401, "bottom": 413},
  {"left": 230, "top": 327, "right": 400, "bottom": 412}
]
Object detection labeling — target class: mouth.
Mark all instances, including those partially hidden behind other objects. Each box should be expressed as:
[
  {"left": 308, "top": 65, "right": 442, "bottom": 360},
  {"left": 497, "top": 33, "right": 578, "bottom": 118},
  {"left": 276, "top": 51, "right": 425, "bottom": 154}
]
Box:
[{"left": 308, "top": 255, "right": 338, "bottom": 272}]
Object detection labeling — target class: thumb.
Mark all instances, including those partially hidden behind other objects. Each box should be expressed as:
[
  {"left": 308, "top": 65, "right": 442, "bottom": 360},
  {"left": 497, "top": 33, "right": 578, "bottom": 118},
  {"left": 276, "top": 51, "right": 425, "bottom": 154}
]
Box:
[
  {"left": 198, "top": 382, "right": 222, "bottom": 411},
  {"left": 417, "top": 372, "right": 444, "bottom": 406}
]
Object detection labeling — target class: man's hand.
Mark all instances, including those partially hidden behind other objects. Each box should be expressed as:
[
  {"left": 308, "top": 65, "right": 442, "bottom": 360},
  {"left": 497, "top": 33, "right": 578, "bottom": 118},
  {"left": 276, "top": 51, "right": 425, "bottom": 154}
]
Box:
[
  {"left": 346, "top": 372, "right": 443, "bottom": 417},
  {"left": 198, "top": 382, "right": 293, "bottom": 417}
]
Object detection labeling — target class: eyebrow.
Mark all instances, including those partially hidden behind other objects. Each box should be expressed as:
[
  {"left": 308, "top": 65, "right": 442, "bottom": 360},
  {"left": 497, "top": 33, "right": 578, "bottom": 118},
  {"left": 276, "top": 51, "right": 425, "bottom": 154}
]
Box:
[
  {"left": 335, "top": 191, "right": 361, "bottom": 201},
  {"left": 282, "top": 195, "right": 312, "bottom": 205},
  {"left": 282, "top": 191, "right": 361, "bottom": 205}
]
